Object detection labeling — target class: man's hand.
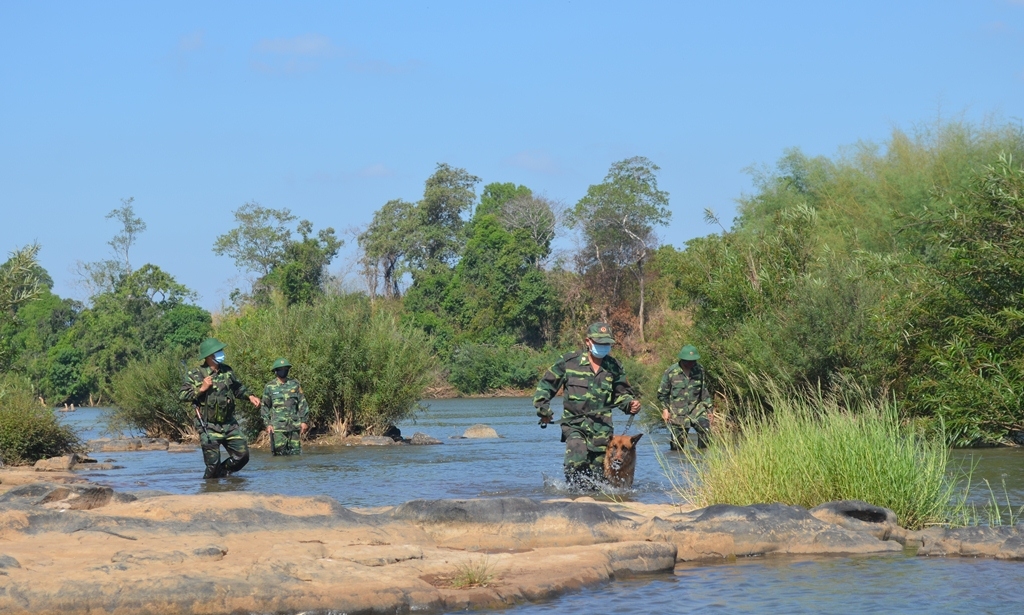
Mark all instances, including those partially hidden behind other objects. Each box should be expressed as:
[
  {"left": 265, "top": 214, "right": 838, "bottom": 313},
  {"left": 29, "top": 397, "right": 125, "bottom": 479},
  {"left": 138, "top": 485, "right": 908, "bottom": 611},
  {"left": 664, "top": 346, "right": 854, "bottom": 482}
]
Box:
[
  {"left": 662, "top": 408, "right": 670, "bottom": 421},
  {"left": 539, "top": 415, "right": 552, "bottom": 428},
  {"left": 249, "top": 395, "right": 261, "bottom": 408},
  {"left": 199, "top": 376, "right": 213, "bottom": 393},
  {"left": 266, "top": 425, "right": 274, "bottom": 434},
  {"left": 628, "top": 399, "right": 641, "bottom": 414},
  {"left": 300, "top": 423, "right": 308, "bottom": 435}
]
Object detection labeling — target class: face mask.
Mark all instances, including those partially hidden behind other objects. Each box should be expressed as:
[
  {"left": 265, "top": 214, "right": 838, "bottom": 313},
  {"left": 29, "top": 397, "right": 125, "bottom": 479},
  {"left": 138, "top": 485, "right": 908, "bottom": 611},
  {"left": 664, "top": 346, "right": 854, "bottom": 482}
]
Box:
[
  {"left": 275, "top": 368, "right": 290, "bottom": 379},
  {"left": 213, "top": 351, "right": 226, "bottom": 364},
  {"left": 589, "top": 343, "right": 611, "bottom": 358}
]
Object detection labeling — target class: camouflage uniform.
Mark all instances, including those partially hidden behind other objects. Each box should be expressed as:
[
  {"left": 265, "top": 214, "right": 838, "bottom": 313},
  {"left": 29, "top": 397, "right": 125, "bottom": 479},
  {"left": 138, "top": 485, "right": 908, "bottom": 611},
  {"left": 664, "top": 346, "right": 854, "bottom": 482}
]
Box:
[
  {"left": 534, "top": 343, "right": 637, "bottom": 486},
  {"left": 180, "top": 363, "right": 252, "bottom": 478},
  {"left": 657, "top": 353, "right": 713, "bottom": 449},
  {"left": 261, "top": 377, "right": 309, "bottom": 456}
]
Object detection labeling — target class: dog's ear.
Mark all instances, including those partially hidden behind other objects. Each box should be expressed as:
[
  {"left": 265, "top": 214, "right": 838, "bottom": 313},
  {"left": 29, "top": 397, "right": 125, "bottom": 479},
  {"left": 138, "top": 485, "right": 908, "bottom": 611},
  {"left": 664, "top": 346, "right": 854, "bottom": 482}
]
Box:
[{"left": 630, "top": 433, "right": 643, "bottom": 445}]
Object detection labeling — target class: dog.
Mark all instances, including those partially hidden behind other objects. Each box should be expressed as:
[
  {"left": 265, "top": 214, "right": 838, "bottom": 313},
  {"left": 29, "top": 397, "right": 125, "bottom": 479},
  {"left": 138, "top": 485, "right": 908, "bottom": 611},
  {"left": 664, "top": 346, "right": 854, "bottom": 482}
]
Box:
[{"left": 603, "top": 433, "right": 643, "bottom": 489}]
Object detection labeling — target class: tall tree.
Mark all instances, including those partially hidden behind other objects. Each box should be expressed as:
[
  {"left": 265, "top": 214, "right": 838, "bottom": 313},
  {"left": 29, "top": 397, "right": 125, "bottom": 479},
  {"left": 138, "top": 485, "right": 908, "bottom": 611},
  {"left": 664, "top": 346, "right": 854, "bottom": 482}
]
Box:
[
  {"left": 76, "top": 197, "right": 147, "bottom": 299},
  {"left": 358, "top": 199, "right": 417, "bottom": 299},
  {"left": 570, "top": 156, "right": 670, "bottom": 342},
  {"left": 0, "top": 243, "right": 44, "bottom": 316},
  {"left": 413, "top": 163, "right": 481, "bottom": 267},
  {"left": 213, "top": 202, "right": 296, "bottom": 278}
]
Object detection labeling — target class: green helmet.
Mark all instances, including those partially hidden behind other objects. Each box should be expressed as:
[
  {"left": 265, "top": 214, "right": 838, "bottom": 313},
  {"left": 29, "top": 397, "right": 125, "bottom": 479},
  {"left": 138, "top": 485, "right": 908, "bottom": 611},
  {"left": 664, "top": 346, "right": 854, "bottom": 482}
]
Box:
[
  {"left": 271, "top": 357, "right": 292, "bottom": 371},
  {"left": 198, "top": 338, "right": 226, "bottom": 361},
  {"left": 678, "top": 345, "right": 700, "bottom": 361},
  {"left": 586, "top": 322, "right": 615, "bottom": 344}
]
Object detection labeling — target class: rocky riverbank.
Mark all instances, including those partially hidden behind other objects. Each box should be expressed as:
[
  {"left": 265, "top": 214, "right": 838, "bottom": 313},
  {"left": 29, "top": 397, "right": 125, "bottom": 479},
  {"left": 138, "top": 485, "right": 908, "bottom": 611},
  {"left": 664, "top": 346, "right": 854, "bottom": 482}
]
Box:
[{"left": 0, "top": 467, "right": 1020, "bottom": 614}]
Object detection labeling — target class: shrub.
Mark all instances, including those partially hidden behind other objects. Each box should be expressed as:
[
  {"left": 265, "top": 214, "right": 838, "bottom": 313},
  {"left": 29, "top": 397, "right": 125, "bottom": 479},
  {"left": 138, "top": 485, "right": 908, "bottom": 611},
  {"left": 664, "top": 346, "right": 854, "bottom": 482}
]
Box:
[
  {"left": 108, "top": 348, "right": 195, "bottom": 440},
  {"left": 0, "top": 375, "right": 81, "bottom": 464},
  {"left": 674, "top": 384, "right": 962, "bottom": 530},
  {"left": 447, "top": 344, "right": 551, "bottom": 394}
]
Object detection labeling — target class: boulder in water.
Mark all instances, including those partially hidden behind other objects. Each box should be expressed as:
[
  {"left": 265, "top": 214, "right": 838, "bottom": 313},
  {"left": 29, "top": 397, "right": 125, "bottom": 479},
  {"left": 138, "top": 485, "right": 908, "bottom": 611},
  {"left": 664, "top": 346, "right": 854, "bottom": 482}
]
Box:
[
  {"left": 461, "top": 424, "right": 499, "bottom": 439},
  {"left": 408, "top": 432, "right": 442, "bottom": 445}
]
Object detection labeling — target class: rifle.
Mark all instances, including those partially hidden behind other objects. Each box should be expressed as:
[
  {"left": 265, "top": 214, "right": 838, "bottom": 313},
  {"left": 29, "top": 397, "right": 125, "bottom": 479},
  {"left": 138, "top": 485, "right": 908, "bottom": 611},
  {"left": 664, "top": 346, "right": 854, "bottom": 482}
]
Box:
[{"left": 180, "top": 361, "right": 209, "bottom": 437}]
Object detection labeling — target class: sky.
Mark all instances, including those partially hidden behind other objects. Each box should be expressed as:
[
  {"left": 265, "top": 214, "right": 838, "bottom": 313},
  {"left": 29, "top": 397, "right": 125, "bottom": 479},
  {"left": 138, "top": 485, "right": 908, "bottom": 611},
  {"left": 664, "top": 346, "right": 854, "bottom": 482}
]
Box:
[{"left": 2, "top": 0, "right": 1023, "bottom": 310}]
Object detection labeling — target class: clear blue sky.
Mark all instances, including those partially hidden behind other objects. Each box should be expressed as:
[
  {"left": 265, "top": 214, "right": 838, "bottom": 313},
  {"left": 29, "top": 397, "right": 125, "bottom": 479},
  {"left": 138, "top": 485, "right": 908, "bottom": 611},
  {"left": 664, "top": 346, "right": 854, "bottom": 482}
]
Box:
[{"left": 2, "top": 1, "right": 1022, "bottom": 310}]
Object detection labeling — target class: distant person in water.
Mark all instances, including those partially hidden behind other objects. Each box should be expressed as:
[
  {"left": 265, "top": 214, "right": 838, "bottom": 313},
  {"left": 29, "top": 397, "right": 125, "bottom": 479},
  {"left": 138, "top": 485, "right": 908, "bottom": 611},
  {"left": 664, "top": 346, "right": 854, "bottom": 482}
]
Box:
[
  {"left": 658, "top": 344, "right": 713, "bottom": 450},
  {"left": 180, "top": 338, "right": 261, "bottom": 478},
  {"left": 533, "top": 322, "right": 641, "bottom": 488},
  {"left": 261, "top": 357, "right": 309, "bottom": 456}
]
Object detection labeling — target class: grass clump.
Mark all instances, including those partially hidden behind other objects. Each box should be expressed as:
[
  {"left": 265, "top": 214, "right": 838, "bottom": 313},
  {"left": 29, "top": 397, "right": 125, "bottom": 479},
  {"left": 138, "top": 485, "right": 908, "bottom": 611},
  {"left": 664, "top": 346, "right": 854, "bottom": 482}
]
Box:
[
  {"left": 450, "top": 557, "right": 495, "bottom": 589},
  {"left": 0, "top": 375, "right": 82, "bottom": 465},
  {"left": 677, "top": 385, "right": 962, "bottom": 530}
]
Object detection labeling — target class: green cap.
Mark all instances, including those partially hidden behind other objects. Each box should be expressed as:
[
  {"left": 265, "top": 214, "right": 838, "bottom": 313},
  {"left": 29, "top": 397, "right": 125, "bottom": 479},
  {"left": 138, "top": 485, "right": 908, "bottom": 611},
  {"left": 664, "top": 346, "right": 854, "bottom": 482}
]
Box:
[
  {"left": 198, "top": 338, "right": 226, "bottom": 361},
  {"left": 678, "top": 345, "right": 700, "bottom": 361},
  {"left": 586, "top": 322, "right": 615, "bottom": 344},
  {"left": 271, "top": 357, "right": 292, "bottom": 371}
]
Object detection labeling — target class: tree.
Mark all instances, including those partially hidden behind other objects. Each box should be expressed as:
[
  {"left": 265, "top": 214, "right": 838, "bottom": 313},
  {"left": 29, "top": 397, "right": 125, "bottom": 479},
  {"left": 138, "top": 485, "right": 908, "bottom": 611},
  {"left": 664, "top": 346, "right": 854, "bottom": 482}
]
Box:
[
  {"left": 499, "top": 193, "right": 560, "bottom": 267},
  {"left": 358, "top": 199, "right": 417, "bottom": 299},
  {"left": 569, "top": 156, "right": 671, "bottom": 342},
  {"left": 214, "top": 203, "right": 341, "bottom": 305},
  {"left": 0, "top": 244, "right": 44, "bottom": 316},
  {"left": 413, "top": 163, "right": 481, "bottom": 267},
  {"left": 75, "top": 198, "right": 146, "bottom": 298}
]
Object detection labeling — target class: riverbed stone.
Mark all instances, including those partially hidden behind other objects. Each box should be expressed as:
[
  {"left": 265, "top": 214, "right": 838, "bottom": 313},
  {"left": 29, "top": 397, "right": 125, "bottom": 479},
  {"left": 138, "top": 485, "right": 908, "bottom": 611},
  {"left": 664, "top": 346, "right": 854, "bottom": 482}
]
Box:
[
  {"left": 408, "top": 432, "right": 442, "bottom": 445},
  {"left": 810, "top": 500, "right": 904, "bottom": 541},
  {"left": 461, "top": 424, "right": 499, "bottom": 438},
  {"left": 87, "top": 438, "right": 170, "bottom": 453},
  {"left": 913, "top": 525, "right": 1024, "bottom": 559},
  {"left": 33, "top": 454, "right": 79, "bottom": 472},
  {"left": 361, "top": 435, "right": 404, "bottom": 446},
  {"left": 167, "top": 443, "right": 197, "bottom": 453}
]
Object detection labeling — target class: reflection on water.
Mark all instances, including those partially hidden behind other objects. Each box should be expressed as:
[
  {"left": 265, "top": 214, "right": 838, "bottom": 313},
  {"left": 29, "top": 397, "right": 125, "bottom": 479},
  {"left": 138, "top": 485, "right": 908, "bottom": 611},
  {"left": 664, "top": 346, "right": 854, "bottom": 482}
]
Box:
[{"left": 55, "top": 400, "right": 1024, "bottom": 614}]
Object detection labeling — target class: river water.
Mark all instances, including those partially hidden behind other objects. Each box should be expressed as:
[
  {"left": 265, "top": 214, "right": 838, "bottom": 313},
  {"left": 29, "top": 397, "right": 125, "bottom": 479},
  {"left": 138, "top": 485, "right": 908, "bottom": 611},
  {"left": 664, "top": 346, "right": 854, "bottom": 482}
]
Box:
[{"left": 58, "top": 398, "right": 1024, "bottom": 613}]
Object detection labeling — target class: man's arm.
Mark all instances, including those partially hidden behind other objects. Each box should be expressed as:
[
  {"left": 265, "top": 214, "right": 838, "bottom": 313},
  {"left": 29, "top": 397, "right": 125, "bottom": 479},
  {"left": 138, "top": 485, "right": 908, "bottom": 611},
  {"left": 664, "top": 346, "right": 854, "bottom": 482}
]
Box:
[
  {"left": 297, "top": 387, "right": 309, "bottom": 424},
  {"left": 179, "top": 369, "right": 203, "bottom": 403},
  {"left": 610, "top": 362, "right": 637, "bottom": 413},
  {"left": 260, "top": 385, "right": 273, "bottom": 423},
  {"left": 656, "top": 368, "right": 672, "bottom": 408},
  {"left": 533, "top": 356, "right": 566, "bottom": 421}
]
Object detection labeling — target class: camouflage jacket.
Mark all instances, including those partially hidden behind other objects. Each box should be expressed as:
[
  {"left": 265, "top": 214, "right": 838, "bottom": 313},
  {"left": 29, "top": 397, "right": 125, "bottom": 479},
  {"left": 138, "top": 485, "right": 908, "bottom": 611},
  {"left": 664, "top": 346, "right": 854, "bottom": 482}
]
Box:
[
  {"left": 533, "top": 349, "right": 636, "bottom": 425},
  {"left": 261, "top": 377, "right": 309, "bottom": 429},
  {"left": 657, "top": 362, "right": 712, "bottom": 416},
  {"left": 179, "top": 363, "right": 251, "bottom": 426}
]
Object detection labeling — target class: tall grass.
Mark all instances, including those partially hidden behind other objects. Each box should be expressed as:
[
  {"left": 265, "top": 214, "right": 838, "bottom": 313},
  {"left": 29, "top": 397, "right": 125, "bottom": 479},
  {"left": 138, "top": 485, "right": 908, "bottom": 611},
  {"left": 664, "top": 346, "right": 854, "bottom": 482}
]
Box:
[
  {"left": 108, "top": 348, "right": 197, "bottom": 440},
  {"left": 675, "top": 385, "right": 964, "bottom": 530}
]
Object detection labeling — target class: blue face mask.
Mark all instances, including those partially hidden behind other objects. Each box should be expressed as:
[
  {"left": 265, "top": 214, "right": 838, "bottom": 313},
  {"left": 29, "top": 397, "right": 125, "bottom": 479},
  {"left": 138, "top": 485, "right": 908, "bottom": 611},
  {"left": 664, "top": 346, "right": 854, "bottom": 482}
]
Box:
[
  {"left": 213, "top": 351, "right": 226, "bottom": 364},
  {"left": 589, "top": 343, "right": 611, "bottom": 358}
]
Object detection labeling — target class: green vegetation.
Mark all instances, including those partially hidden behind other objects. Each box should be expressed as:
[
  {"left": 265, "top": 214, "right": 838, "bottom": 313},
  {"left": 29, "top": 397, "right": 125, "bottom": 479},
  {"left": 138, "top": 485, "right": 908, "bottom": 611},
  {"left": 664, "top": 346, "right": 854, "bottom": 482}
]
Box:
[
  {"left": 0, "top": 375, "right": 81, "bottom": 465},
  {"left": 450, "top": 557, "right": 495, "bottom": 589},
  {"left": 674, "top": 385, "right": 961, "bottom": 530}
]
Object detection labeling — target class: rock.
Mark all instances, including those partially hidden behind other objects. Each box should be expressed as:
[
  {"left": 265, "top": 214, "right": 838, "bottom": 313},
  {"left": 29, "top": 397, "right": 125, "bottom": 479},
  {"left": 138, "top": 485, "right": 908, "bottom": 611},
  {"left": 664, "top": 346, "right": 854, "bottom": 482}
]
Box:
[
  {"left": 391, "top": 497, "right": 626, "bottom": 526},
  {"left": 0, "top": 554, "right": 20, "bottom": 569},
  {"left": 87, "top": 438, "right": 170, "bottom": 453},
  {"left": 360, "top": 436, "right": 403, "bottom": 446},
  {"left": 34, "top": 454, "right": 79, "bottom": 472},
  {"left": 75, "top": 463, "right": 122, "bottom": 471},
  {"left": 408, "top": 432, "right": 442, "bottom": 445},
  {"left": 340, "top": 544, "right": 423, "bottom": 567},
  {"left": 913, "top": 526, "right": 1024, "bottom": 559},
  {"left": 382, "top": 425, "right": 403, "bottom": 441},
  {"left": 192, "top": 545, "right": 227, "bottom": 560},
  {"left": 462, "top": 424, "right": 499, "bottom": 439},
  {"left": 810, "top": 500, "right": 905, "bottom": 542},
  {"left": 167, "top": 443, "right": 198, "bottom": 453}
]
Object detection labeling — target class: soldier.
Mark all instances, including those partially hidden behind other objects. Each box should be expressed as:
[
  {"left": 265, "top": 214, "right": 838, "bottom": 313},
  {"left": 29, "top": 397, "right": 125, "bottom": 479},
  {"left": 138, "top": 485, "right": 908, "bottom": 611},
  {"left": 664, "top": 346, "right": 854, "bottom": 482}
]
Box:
[
  {"left": 657, "top": 344, "right": 713, "bottom": 450},
  {"left": 534, "top": 322, "right": 640, "bottom": 488},
  {"left": 179, "top": 338, "right": 261, "bottom": 478},
  {"left": 261, "top": 358, "right": 309, "bottom": 456}
]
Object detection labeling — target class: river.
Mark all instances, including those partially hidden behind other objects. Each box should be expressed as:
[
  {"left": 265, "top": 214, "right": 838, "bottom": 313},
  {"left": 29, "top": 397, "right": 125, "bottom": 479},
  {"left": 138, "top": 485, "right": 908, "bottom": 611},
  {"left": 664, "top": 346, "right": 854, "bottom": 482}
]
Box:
[{"left": 58, "top": 397, "right": 1024, "bottom": 613}]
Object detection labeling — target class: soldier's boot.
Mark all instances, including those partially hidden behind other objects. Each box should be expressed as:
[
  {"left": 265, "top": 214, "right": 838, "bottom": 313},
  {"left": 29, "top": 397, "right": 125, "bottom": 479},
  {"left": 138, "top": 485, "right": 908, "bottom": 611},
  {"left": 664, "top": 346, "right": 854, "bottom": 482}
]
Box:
[
  {"left": 223, "top": 448, "right": 249, "bottom": 474},
  {"left": 694, "top": 417, "right": 712, "bottom": 450},
  {"left": 202, "top": 442, "right": 225, "bottom": 479},
  {"left": 667, "top": 424, "right": 686, "bottom": 451},
  {"left": 203, "top": 460, "right": 226, "bottom": 479}
]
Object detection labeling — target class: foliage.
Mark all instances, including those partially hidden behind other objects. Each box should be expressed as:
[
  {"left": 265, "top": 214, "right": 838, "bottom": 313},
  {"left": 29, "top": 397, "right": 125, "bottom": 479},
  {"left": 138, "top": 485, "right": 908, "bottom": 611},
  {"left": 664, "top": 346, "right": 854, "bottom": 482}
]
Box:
[
  {"left": 358, "top": 199, "right": 417, "bottom": 299},
  {"left": 0, "top": 243, "right": 44, "bottom": 317},
  {"left": 108, "top": 348, "right": 195, "bottom": 440},
  {"left": 675, "top": 385, "right": 962, "bottom": 530},
  {"left": 214, "top": 294, "right": 436, "bottom": 438},
  {"left": 447, "top": 344, "right": 556, "bottom": 394},
  {"left": 0, "top": 374, "right": 81, "bottom": 465},
  {"left": 450, "top": 557, "right": 495, "bottom": 589}
]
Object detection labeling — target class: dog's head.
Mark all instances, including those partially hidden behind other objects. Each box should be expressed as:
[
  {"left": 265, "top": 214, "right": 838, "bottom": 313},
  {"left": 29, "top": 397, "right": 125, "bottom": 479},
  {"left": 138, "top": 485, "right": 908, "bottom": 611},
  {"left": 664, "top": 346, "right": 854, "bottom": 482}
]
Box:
[{"left": 606, "top": 433, "right": 643, "bottom": 471}]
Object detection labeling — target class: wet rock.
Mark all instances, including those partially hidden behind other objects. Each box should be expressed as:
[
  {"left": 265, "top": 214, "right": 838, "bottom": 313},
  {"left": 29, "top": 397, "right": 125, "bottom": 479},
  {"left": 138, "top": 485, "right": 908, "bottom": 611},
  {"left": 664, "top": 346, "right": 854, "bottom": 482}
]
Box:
[
  {"left": 34, "top": 454, "right": 79, "bottom": 472},
  {"left": 75, "top": 463, "right": 123, "bottom": 471},
  {"left": 810, "top": 500, "right": 904, "bottom": 542},
  {"left": 461, "top": 424, "right": 499, "bottom": 439},
  {"left": 913, "top": 526, "right": 1024, "bottom": 559},
  {"left": 361, "top": 436, "right": 404, "bottom": 446},
  {"left": 408, "top": 432, "right": 442, "bottom": 445},
  {"left": 87, "top": 438, "right": 170, "bottom": 453},
  {"left": 391, "top": 497, "right": 625, "bottom": 526},
  {"left": 645, "top": 502, "right": 902, "bottom": 560}
]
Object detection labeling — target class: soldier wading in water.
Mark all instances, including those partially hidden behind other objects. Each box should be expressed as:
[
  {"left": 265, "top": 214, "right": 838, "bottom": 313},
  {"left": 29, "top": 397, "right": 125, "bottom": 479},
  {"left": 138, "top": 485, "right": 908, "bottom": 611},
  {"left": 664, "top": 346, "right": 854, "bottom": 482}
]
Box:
[
  {"left": 658, "top": 344, "right": 713, "bottom": 450},
  {"left": 261, "top": 357, "right": 309, "bottom": 456},
  {"left": 180, "top": 338, "right": 261, "bottom": 478},
  {"left": 533, "top": 322, "right": 640, "bottom": 489}
]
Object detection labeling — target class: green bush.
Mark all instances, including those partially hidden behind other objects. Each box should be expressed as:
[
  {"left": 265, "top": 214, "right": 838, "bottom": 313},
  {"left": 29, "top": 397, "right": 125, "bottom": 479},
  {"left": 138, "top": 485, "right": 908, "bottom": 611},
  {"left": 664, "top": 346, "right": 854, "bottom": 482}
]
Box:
[
  {"left": 0, "top": 375, "right": 81, "bottom": 465},
  {"left": 215, "top": 294, "right": 437, "bottom": 438},
  {"left": 673, "top": 384, "right": 961, "bottom": 530},
  {"left": 447, "top": 344, "right": 552, "bottom": 394},
  {"left": 108, "top": 348, "right": 195, "bottom": 440}
]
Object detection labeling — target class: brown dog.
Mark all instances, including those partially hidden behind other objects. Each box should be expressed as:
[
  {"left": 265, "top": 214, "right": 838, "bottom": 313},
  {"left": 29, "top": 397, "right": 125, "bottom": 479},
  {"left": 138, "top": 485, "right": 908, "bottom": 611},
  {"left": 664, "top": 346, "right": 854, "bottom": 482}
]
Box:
[{"left": 604, "top": 433, "right": 643, "bottom": 489}]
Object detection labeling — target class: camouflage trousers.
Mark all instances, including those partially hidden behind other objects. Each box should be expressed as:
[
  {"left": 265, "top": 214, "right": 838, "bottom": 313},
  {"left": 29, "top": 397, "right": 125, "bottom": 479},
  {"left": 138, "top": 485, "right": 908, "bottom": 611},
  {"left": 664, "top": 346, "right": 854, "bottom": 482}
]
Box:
[
  {"left": 667, "top": 408, "right": 711, "bottom": 450},
  {"left": 561, "top": 416, "right": 612, "bottom": 488},
  {"left": 200, "top": 422, "right": 249, "bottom": 478},
  {"left": 270, "top": 428, "right": 302, "bottom": 456}
]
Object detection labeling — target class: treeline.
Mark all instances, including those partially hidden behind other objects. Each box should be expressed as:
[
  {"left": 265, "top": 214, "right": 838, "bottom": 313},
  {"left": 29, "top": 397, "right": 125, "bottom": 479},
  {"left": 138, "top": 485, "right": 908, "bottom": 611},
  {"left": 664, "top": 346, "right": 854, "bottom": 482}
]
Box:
[{"left": 3, "top": 119, "right": 1024, "bottom": 449}]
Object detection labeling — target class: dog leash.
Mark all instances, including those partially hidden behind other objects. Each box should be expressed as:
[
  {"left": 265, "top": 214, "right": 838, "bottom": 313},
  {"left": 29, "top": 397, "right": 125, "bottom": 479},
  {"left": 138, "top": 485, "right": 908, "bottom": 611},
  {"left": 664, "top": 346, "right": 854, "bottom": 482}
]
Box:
[{"left": 621, "top": 412, "right": 635, "bottom": 434}]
